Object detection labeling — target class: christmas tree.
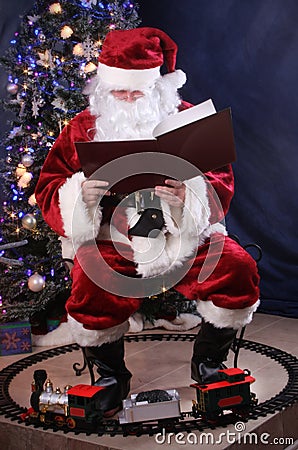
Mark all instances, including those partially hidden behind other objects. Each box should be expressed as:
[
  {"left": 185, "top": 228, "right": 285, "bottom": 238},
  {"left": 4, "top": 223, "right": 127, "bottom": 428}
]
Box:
[{"left": 0, "top": 0, "right": 140, "bottom": 329}]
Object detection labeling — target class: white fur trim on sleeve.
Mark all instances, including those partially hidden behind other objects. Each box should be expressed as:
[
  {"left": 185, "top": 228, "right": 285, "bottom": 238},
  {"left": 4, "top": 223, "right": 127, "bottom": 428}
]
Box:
[
  {"left": 58, "top": 171, "right": 102, "bottom": 251},
  {"left": 197, "top": 299, "right": 260, "bottom": 330},
  {"left": 182, "top": 175, "right": 211, "bottom": 237},
  {"left": 59, "top": 236, "right": 75, "bottom": 261}
]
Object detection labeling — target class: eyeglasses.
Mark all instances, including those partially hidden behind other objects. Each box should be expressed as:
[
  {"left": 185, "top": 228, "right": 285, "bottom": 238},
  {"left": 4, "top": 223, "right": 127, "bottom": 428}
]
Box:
[{"left": 110, "top": 90, "right": 145, "bottom": 102}]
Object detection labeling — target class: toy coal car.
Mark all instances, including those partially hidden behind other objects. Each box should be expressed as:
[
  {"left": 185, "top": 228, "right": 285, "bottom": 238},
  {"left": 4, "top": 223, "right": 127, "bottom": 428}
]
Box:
[{"left": 118, "top": 389, "right": 181, "bottom": 424}]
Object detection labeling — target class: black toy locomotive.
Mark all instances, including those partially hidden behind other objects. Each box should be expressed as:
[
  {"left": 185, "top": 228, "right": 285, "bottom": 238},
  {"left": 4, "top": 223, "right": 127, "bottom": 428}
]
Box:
[{"left": 23, "top": 367, "right": 257, "bottom": 430}]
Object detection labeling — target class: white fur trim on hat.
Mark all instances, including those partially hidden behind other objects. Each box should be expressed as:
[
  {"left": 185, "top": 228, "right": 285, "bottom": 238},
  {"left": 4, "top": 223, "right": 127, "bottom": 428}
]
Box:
[
  {"left": 197, "top": 299, "right": 260, "bottom": 330},
  {"left": 97, "top": 62, "right": 161, "bottom": 90},
  {"left": 58, "top": 171, "right": 102, "bottom": 252},
  {"left": 158, "top": 69, "right": 187, "bottom": 90}
]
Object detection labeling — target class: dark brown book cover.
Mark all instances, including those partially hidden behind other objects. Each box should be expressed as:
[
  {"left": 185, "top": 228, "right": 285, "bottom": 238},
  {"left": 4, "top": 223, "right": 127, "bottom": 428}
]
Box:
[{"left": 75, "top": 106, "right": 236, "bottom": 193}]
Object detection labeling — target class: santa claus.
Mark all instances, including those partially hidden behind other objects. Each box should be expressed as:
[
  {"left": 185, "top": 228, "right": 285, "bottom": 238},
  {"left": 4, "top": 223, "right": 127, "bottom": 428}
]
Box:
[{"left": 35, "top": 27, "right": 260, "bottom": 417}]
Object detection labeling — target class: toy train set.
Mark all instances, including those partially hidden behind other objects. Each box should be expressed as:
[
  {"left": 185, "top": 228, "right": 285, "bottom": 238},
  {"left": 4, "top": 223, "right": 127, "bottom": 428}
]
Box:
[{"left": 22, "top": 367, "right": 257, "bottom": 431}]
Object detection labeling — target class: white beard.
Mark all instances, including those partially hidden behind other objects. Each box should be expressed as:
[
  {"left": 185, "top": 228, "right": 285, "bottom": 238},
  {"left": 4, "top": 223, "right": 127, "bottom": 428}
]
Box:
[{"left": 88, "top": 77, "right": 182, "bottom": 141}]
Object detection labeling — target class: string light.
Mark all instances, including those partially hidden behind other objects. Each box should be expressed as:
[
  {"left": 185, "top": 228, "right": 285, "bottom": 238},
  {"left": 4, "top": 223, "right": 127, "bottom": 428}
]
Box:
[{"left": 1, "top": 0, "right": 140, "bottom": 322}]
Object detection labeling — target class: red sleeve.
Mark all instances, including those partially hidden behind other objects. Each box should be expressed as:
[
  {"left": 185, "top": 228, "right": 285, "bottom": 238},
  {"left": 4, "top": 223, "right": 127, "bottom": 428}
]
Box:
[
  {"left": 205, "top": 165, "right": 234, "bottom": 223},
  {"left": 35, "top": 109, "right": 95, "bottom": 236}
]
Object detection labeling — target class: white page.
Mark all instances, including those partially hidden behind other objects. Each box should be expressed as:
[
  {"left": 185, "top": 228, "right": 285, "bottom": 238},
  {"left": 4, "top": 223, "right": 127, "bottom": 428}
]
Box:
[{"left": 153, "top": 98, "right": 217, "bottom": 138}]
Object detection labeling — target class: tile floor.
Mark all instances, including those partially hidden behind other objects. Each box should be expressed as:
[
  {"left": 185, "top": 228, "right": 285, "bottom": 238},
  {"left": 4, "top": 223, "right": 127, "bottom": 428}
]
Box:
[{"left": 0, "top": 312, "right": 297, "bottom": 450}]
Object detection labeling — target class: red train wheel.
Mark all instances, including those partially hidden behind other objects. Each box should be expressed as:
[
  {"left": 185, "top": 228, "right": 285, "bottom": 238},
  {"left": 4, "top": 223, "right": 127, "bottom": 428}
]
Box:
[
  {"left": 66, "top": 417, "right": 76, "bottom": 429},
  {"left": 54, "top": 415, "right": 64, "bottom": 427}
]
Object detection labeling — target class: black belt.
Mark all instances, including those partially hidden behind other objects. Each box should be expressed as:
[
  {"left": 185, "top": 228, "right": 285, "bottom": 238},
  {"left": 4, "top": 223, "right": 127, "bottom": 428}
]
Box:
[{"left": 100, "top": 191, "right": 165, "bottom": 238}]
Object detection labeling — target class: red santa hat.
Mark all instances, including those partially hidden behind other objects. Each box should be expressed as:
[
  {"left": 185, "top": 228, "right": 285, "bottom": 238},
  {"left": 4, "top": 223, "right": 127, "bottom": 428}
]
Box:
[{"left": 97, "top": 27, "right": 186, "bottom": 90}]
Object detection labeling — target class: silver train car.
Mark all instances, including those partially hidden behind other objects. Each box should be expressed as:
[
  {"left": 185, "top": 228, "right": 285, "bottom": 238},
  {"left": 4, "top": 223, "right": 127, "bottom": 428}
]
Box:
[{"left": 119, "top": 389, "right": 181, "bottom": 424}]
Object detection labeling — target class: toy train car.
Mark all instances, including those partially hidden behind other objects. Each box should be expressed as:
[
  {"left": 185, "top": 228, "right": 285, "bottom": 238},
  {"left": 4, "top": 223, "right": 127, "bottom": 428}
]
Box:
[
  {"left": 23, "top": 367, "right": 257, "bottom": 431},
  {"left": 119, "top": 389, "right": 181, "bottom": 424},
  {"left": 191, "top": 367, "right": 257, "bottom": 421},
  {"left": 28, "top": 370, "right": 105, "bottom": 430}
]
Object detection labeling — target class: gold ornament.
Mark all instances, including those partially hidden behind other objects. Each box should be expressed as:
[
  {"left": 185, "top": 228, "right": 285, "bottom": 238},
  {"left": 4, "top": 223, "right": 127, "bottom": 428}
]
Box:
[
  {"left": 28, "top": 272, "right": 45, "bottom": 292},
  {"left": 16, "top": 164, "right": 26, "bottom": 178},
  {"left": 84, "top": 62, "right": 97, "bottom": 73},
  {"left": 49, "top": 3, "right": 62, "bottom": 14},
  {"left": 73, "top": 43, "right": 84, "bottom": 56},
  {"left": 28, "top": 194, "right": 37, "bottom": 206},
  {"left": 22, "top": 214, "right": 37, "bottom": 230},
  {"left": 61, "top": 26, "right": 73, "bottom": 39},
  {"left": 17, "top": 172, "right": 33, "bottom": 188}
]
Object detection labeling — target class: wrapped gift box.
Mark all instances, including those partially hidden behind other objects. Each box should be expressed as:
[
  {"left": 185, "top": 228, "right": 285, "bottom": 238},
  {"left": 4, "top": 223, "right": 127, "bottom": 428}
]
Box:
[{"left": 0, "top": 320, "right": 32, "bottom": 356}]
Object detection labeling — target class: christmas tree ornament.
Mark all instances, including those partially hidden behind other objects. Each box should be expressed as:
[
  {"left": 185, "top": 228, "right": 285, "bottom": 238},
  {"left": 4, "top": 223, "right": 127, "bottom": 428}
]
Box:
[
  {"left": 61, "top": 26, "right": 73, "bottom": 39},
  {"left": 22, "top": 213, "right": 37, "bottom": 230},
  {"left": 16, "top": 163, "right": 27, "bottom": 177},
  {"left": 6, "top": 83, "right": 18, "bottom": 95},
  {"left": 28, "top": 272, "right": 45, "bottom": 292},
  {"left": 32, "top": 97, "right": 40, "bottom": 118},
  {"left": 39, "top": 33, "right": 46, "bottom": 43},
  {"left": 28, "top": 194, "right": 37, "bottom": 206},
  {"left": 84, "top": 62, "right": 97, "bottom": 73},
  {"left": 27, "top": 14, "right": 40, "bottom": 25},
  {"left": 17, "top": 172, "right": 33, "bottom": 188},
  {"left": 49, "top": 3, "right": 62, "bottom": 14},
  {"left": 37, "top": 50, "right": 54, "bottom": 69},
  {"left": 52, "top": 97, "right": 67, "bottom": 112},
  {"left": 38, "top": 97, "right": 45, "bottom": 107},
  {"left": 82, "top": 36, "right": 98, "bottom": 61},
  {"left": 73, "top": 43, "right": 84, "bottom": 57},
  {"left": 0, "top": 0, "right": 140, "bottom": 324},
  {"left": 21, "top": 154, "right": 34, "bottom": 167}
]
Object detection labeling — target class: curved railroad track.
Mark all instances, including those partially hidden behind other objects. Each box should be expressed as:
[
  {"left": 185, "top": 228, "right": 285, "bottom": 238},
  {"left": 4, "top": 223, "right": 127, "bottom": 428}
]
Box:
[{"left": 0, "top": 334, "right": 297, "bottom": 436}]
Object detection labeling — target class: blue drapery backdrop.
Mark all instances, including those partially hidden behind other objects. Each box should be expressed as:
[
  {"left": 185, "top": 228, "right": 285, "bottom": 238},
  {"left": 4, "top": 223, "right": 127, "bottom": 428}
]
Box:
[
  {"left": 139, "top": 0, "right": 298, "bottom": 318},
  {"left": 1, "top": 0, "right": 297, "bottom": 317}
]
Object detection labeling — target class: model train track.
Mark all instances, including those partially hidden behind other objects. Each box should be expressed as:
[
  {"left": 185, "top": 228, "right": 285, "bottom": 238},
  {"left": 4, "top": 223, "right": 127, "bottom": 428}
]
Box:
[{"left": 0, "top": 334, "right": 297, "bottom": 436}]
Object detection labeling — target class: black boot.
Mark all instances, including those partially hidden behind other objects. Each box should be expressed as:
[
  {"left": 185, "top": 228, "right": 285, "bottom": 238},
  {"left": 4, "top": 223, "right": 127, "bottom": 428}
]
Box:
[
  {"left": 191, "top": 320, "right": 237, "bottom": 384},
  {"left": 84, "top": 337, "right": 132, "bottom": 417}
]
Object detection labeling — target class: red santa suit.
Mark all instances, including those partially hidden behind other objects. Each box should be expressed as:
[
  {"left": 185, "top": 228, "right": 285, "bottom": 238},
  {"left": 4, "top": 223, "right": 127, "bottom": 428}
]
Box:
[{"left": 35, "top": 28, "right": 260, "bottom": 348}]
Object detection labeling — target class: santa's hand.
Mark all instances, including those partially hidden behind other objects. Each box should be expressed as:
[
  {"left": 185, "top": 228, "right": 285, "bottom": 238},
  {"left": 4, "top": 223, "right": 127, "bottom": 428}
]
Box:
[
  {"left": 155, "top": 179, "right": 186, "bottom": 207},
  {"left": 81, "top": 179, "right": 110, "bottom": 207}
]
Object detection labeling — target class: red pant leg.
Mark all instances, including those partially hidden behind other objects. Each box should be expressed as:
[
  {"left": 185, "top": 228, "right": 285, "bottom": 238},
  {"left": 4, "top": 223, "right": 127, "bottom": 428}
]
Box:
[
  {"left": 175, "top": 233, "right": 260, "bottom": 310},
  {"left": 66, "top": 240, "right": 141, "bottom": 330}
]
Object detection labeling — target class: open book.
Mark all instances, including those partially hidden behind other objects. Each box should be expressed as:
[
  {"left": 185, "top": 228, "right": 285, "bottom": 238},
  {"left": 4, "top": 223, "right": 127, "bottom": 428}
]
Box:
[{"left": 75, "top": 99, "right": 236, "bottom": 193}]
